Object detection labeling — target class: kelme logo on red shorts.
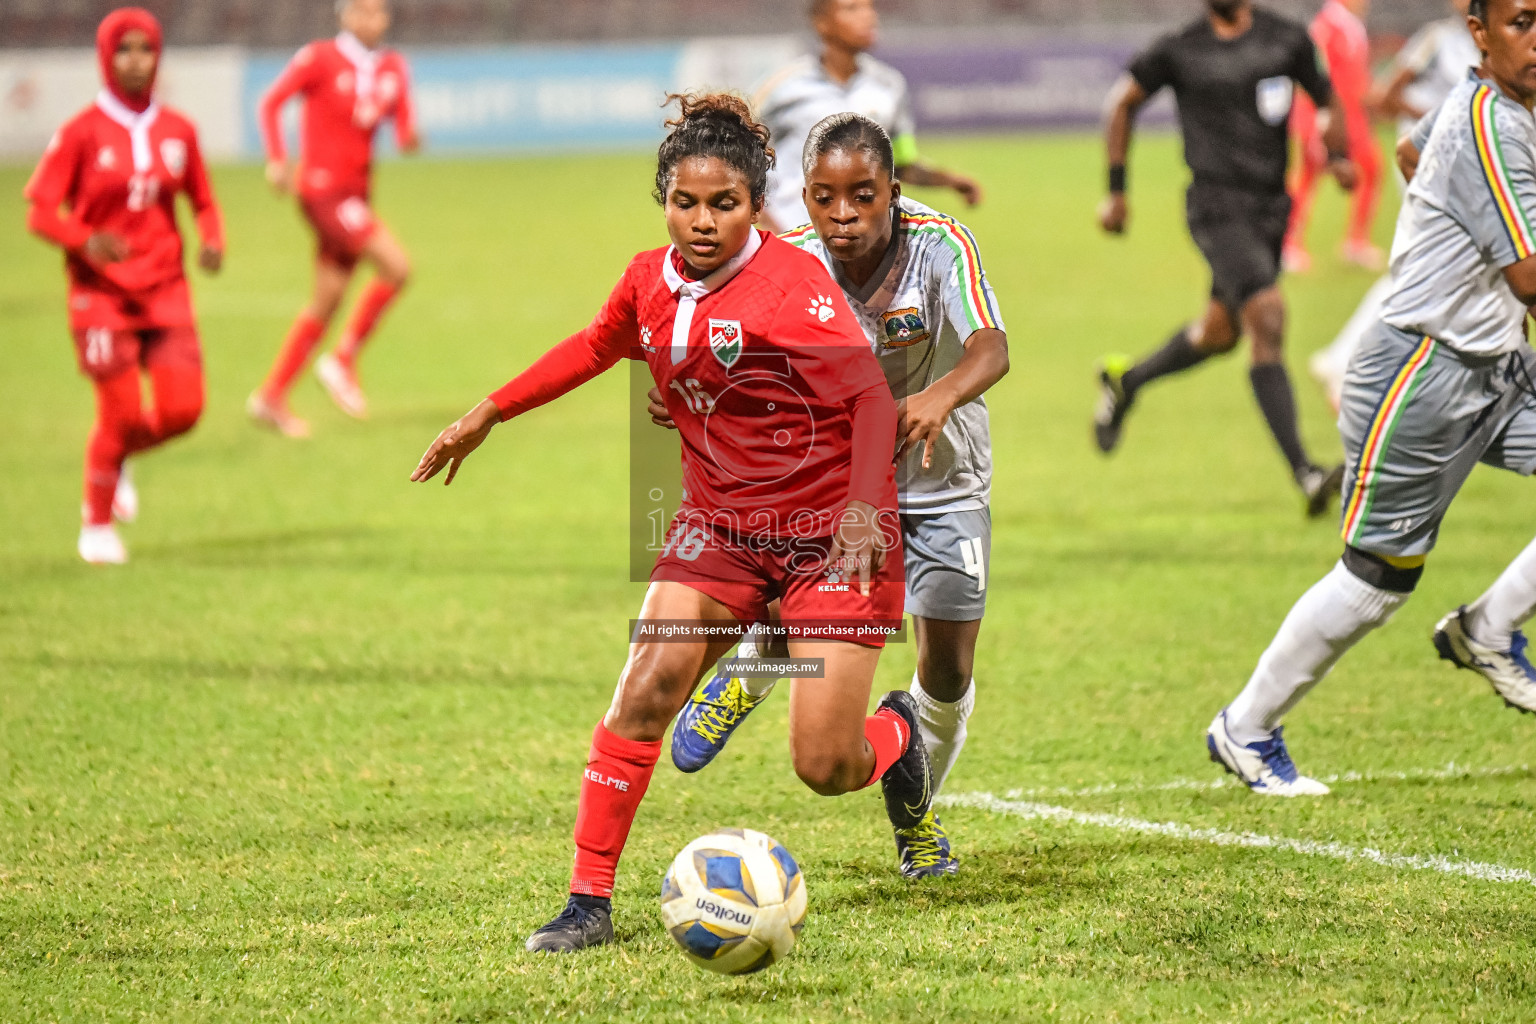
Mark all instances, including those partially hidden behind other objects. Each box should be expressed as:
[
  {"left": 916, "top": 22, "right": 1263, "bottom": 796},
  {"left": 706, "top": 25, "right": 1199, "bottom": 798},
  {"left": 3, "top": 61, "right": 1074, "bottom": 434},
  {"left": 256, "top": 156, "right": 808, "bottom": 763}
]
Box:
[{"left": 708, "top": 318, "right": 742, "bottom": 368}]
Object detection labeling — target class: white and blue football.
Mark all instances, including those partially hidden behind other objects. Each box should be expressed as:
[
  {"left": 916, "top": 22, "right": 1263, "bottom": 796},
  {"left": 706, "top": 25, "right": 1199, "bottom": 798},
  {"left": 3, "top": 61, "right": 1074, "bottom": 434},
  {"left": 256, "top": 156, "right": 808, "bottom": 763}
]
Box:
[{"left": 660, "top": 827, "right": 807, "bottom": 975}]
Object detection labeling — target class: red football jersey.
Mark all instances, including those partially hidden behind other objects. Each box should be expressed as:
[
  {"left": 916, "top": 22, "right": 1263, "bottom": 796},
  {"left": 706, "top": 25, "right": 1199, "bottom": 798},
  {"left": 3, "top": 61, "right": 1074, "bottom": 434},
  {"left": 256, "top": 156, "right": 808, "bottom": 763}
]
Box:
[
  {"left": 24, "top": 93, "right": 222, "bottom": 330},
  {"left": 259, "top": 33, "right": 416, "bottom": 198},
  {"left": 490, "top": 231, "right": 899, "bottom": 535}
]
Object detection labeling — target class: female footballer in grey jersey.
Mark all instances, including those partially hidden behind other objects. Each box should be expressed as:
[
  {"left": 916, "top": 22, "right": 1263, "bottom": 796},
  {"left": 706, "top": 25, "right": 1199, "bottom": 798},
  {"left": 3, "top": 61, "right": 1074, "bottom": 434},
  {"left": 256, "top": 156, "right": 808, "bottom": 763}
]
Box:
[
  {"left": 1209, "top": 0, "right": 1536, "bottom": 799},
  {"left": 656, "top": 113, "right": 1009, "bottom": 878}
]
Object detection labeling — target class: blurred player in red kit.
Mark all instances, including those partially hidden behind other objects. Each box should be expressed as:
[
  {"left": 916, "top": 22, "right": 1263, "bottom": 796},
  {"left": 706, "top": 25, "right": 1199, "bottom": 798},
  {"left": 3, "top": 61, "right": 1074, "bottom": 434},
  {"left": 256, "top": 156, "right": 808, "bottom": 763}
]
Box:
[
  {"left": 24, "top": 7, "right": 224, "bottom": 565},
  {"left": 412, "top": 94, "right": 933, "bottom": 954},
  {"left": 250, "top": 0, "right": 417, "bottom": 436},
  {"left": 1285, "top": 0, "right": 1382, "bottom": 271}
]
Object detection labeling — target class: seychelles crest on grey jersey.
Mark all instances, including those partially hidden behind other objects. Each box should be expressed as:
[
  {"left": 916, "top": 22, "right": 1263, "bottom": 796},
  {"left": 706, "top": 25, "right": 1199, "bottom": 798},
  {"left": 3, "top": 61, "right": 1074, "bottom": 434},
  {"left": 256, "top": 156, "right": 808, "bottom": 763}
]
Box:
[
  {"left": 708, "top": 318, "right": 742, "bottom": 367},
  {"left": 880, "top": 307, "right": 930, "bottom": 349}
]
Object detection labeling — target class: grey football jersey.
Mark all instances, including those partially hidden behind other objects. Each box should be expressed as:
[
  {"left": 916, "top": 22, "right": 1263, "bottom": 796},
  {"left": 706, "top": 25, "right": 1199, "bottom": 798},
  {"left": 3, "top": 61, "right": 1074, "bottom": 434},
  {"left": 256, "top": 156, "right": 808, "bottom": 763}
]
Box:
[
  {"left": 1394, "top": 17, "right": 1480, "bottom": 136},
  {"left": 784, "top": 197, "right": 1004, "bottom": 513},
  {"left": 755, "top": 53, "right": 916, "bottom": 231},
  {"left": 1382, "top": 75, "right": 1536, "bottom": 357}
]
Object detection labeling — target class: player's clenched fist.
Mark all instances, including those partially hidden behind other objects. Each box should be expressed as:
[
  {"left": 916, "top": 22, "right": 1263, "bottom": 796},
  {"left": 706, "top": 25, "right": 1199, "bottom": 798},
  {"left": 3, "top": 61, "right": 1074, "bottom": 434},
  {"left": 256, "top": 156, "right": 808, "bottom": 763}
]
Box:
[
  {"left": 826, "top": 499, "right": 890, "bottom": 598},
  {"left": 412, "top": 398, "right": 499, "bottom": 485},
  {"left": 1098, "top": 193, "right": 1128, "bottom": 235},
  {"left": 264, "top": 159, "right": 292, "bottom": 194}
]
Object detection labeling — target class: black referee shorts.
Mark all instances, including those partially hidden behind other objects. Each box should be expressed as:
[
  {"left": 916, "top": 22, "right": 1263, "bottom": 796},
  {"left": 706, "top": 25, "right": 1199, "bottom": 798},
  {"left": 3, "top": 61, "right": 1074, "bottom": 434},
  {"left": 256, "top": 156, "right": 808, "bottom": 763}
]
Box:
[{"left": 1185, "top": 181, "right": 1291, "bottom": 315}]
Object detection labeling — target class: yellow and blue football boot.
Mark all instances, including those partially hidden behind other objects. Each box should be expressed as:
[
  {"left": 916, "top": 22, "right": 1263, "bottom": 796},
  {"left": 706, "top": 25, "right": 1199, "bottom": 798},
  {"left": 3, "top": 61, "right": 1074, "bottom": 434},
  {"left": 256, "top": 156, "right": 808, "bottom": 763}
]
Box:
[
  {"left": 670, "top": 672, "right": 770, "bottom": 773},
  {"left": 894, "top": 810, "right": 959, "bottom": 879}
]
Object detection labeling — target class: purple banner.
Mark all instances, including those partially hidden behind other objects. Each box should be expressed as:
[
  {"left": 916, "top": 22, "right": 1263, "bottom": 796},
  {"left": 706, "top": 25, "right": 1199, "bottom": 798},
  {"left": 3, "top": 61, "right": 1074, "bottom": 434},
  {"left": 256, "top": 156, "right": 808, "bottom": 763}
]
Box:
[{"left": 880, "top": 38, "right": 1174, "bottom": 133}]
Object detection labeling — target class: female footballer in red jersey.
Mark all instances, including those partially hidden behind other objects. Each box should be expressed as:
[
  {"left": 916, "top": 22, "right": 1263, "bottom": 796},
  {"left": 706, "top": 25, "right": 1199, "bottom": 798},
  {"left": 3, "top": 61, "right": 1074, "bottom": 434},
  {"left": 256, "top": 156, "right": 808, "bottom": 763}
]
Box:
[
  {"left": 413, "top": 95, "right": 931, "bottom": 954},
  {"left": 249, "top": 0, "right": 417, "bottom": 436},
  {"left": 24, "top": 7, "right": 224, "bottom": 565}
]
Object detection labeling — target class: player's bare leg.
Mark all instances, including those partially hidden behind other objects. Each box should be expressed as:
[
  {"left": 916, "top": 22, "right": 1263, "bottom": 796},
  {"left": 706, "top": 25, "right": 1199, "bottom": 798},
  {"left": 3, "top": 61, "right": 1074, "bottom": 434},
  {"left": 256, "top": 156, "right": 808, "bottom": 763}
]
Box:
[
  {"left": 1242, "top": 286, "right": 1342, "bottom": 516},
  {"left": 251, "top": 257, "right": 353, "bottom": 437},
  {"left": 318, "top": 224, "right": 412, "bottom": 419},
  {"left": 787, "top": 638, "right": 932, "bottom": 828},
  {"left": 528, "top": 582, "right": 740, "bottom": 953}
]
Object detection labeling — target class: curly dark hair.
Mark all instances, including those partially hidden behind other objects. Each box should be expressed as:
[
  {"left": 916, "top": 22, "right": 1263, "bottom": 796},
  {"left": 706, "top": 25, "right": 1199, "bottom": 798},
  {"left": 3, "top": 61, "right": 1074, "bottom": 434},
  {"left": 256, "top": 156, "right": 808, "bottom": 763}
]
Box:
[{"left": 653, "top": 92, "right": 776, "bottom": 208}]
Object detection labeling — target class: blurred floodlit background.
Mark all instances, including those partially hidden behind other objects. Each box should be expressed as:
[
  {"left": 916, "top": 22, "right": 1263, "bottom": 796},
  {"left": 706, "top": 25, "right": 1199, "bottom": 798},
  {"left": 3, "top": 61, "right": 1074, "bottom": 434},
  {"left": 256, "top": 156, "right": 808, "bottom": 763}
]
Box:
[{"left": 0, "top": 0, "right": 1453, "bottom": 164}]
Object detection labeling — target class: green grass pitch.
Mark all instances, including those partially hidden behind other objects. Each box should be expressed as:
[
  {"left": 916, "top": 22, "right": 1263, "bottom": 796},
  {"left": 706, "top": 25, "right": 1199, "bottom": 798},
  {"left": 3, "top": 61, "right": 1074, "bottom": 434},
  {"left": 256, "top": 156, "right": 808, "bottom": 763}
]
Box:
[{"left": 3, "top": 133, "right": 1535, "bottom": 1022}]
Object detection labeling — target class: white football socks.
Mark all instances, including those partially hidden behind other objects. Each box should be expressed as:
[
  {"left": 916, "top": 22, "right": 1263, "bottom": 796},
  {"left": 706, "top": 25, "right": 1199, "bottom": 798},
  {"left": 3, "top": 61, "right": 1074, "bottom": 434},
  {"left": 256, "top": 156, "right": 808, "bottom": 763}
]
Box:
[
  {"left": 909, "top": 672, "right": 974, "bottom": 797},
  {"left": 1319, "top": 275, "right": 1392, "bottom": 377},
  {"left": 1464, "top": 535, "right": 1536, "bottom": 654},
  {"left": 1225, "top": 560, "right": 1407, "bottom": 744},
  {"left": 736, "top": 629, "right": 777, "bottom": 698}
]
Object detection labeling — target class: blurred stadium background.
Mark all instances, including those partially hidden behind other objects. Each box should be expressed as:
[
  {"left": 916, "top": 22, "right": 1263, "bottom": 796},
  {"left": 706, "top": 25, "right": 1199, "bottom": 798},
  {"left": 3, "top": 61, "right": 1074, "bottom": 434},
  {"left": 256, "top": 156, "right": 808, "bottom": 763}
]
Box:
[{"left": 1, "top": 0, "right": 1451, "bottom": 163}]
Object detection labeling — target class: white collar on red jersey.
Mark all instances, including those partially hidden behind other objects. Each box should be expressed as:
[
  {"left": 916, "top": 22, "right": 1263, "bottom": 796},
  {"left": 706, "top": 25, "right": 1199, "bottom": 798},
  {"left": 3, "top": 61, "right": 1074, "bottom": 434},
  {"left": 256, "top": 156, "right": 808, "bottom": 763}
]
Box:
[
  {"left": 661, "top": 227, "right": 765, "bottom": 299},
  {"left": 335, "top": 31, "right": 382, "bottom": 101},
  {"left": 95, "top": 89, "right": 161, "bottom": 173},
  {"left": 660, "top": 228, "right": 766, "bottom": 364}
]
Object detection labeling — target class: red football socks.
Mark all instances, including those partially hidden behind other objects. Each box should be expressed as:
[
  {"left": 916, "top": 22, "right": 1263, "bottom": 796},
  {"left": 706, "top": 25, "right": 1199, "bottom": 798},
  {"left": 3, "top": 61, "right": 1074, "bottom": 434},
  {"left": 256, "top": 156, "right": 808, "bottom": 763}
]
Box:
[
  {"left": 83, "top": 362, "right": 204, "bottom": 525},
  {"left": 334, "top": 280, "right": 400, "bottom": 369},
  {"left": 260, "top": 312, "right": 327, "bottom": 403},
  {"left": 862, "top": 707, "right": 910, "bottom": 788},
  {"left": 570, "top": 721, "right": 661, "bottom": 898}
]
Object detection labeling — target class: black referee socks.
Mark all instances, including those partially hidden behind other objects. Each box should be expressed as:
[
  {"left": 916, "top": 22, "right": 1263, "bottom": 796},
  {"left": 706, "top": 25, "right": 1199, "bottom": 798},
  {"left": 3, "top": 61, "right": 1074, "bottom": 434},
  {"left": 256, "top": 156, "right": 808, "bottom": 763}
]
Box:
[
  {"left": 1249, "top": 363, "right": 1310, "bottom": 474},
  {"left": 1122, "top": 328, "right": 1209, "bottom": 398}
]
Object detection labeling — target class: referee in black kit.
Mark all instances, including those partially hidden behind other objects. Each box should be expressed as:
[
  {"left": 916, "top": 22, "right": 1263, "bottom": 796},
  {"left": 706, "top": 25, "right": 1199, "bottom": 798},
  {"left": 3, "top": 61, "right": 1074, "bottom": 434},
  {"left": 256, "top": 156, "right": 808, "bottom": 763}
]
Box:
[{"left": 1092, "top": 0, "right": 1358, "bottom": 517}]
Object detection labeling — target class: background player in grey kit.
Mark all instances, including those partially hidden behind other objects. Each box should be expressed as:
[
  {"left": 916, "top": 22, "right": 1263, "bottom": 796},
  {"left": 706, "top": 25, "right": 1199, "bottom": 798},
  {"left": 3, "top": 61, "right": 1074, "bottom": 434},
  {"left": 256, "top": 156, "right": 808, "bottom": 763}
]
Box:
[
  {"left": 1208, "top": 0, "right": 1536, "bottom": 799},
  {"left": 1307, "top": 0, "right": 1480, "bottom": 412},
  {"left": 754, "top": 0, "right": 982, "bottom": 233},
  {"left": 1093, "top": 0, "right": 1359, "bottom": 517}
]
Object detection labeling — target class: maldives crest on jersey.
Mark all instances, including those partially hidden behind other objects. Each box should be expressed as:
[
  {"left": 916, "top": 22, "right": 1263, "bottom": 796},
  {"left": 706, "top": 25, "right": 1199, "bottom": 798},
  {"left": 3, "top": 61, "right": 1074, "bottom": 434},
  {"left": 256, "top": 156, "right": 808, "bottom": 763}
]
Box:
[
  {"left": 708, "top": 318, "right": 743, "bottom": 367},
  {"left": 879, "top": 308, "right": 930, "bottom": 349},
  {"left": 1255, "top": 76, "right": 1294, "bottom": 126},
  {"left": 159, "top": 138, "right": 187, "bottom": 177}
]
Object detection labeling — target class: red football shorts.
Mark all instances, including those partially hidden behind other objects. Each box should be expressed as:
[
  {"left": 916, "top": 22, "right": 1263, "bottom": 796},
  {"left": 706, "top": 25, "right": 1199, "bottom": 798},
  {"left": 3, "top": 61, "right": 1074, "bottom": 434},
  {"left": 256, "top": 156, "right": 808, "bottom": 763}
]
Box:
[
  {"left": 300, "top": 191, "right": 377, "bottom": 269},
  {"left": 67, "top": 278, "right": 194, "bottom": 334},
  {"left": 650, "top": 519, "right": 905, "bottom": 648},
  {"left": 72, "top": 325, "right": 201, "bottom": 381}
]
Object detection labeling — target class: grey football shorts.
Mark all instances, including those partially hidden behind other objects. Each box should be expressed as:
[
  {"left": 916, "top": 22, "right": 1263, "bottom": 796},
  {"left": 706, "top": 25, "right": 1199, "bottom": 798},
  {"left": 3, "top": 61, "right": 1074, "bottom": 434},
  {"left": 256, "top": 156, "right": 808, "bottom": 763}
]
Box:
[
  {"left": 900, "top": 507, "right": 990, "bottom": 621},
  {"left": 1338, "top": 321, "right": 1536, "bottom": 558}
]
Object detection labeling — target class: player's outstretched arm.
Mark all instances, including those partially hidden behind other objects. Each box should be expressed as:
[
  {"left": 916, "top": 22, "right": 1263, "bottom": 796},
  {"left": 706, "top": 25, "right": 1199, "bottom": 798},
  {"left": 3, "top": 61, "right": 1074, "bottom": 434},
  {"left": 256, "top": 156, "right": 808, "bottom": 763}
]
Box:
[
  {"left": 412, "top": 399, "right": 499, "bottom": 486},
  {"left": 1099, "top": 74, "right": 1147, "bottom": 235},
  {"left": 829, "top": 375, "right": 900, "bottom": 596},
  {"left": 258, "top": 47, "right": 314, "bottom": 194},
  {"left": 417, "top": 278, "right": 636, "bottom": 485},
  {"left": 26, "top": 202, "right": 126, "bottom": 264},
  {"left": 184, "top": 130, "right": 225, "bottom": 274},
  {"left": 895, "top": 163, "right": 983, "bottom": 206},
  {"left": 1371, "top": 65, "right": 1425, "bottom": 122},
  {"left": 899, "top": 328, "right": 1008, "bottom": 469},
  {"left": 395, "top": 62, "right": 421, "bottom": 154}
]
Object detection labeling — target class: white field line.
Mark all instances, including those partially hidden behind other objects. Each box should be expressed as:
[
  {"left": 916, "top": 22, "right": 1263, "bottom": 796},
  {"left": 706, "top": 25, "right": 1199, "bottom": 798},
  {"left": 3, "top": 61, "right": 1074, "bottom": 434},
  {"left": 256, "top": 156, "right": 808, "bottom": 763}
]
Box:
[
  {"left": 938, "top": 791, "right": 1536, "bottom": 888},
  {"left": 995, "top": 762, "right": 1530, "bottom": 801}
]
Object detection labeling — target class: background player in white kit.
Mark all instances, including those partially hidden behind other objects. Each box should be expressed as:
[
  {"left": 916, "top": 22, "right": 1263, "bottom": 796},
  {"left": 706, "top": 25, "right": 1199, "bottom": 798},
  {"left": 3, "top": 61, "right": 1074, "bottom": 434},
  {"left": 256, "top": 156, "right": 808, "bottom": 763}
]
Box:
[
  {"left": 754, "top": 0, "right": 983, "bottom": 233},
  {"left": 661, "top": 113, "right": 1009, "bottom": 877},
  {"left": 1208, "top": 0, "right": 1536, "bottom": 798},
  {"left": 1308, "top": 0, "right": 1479, "bottom": 410}
]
